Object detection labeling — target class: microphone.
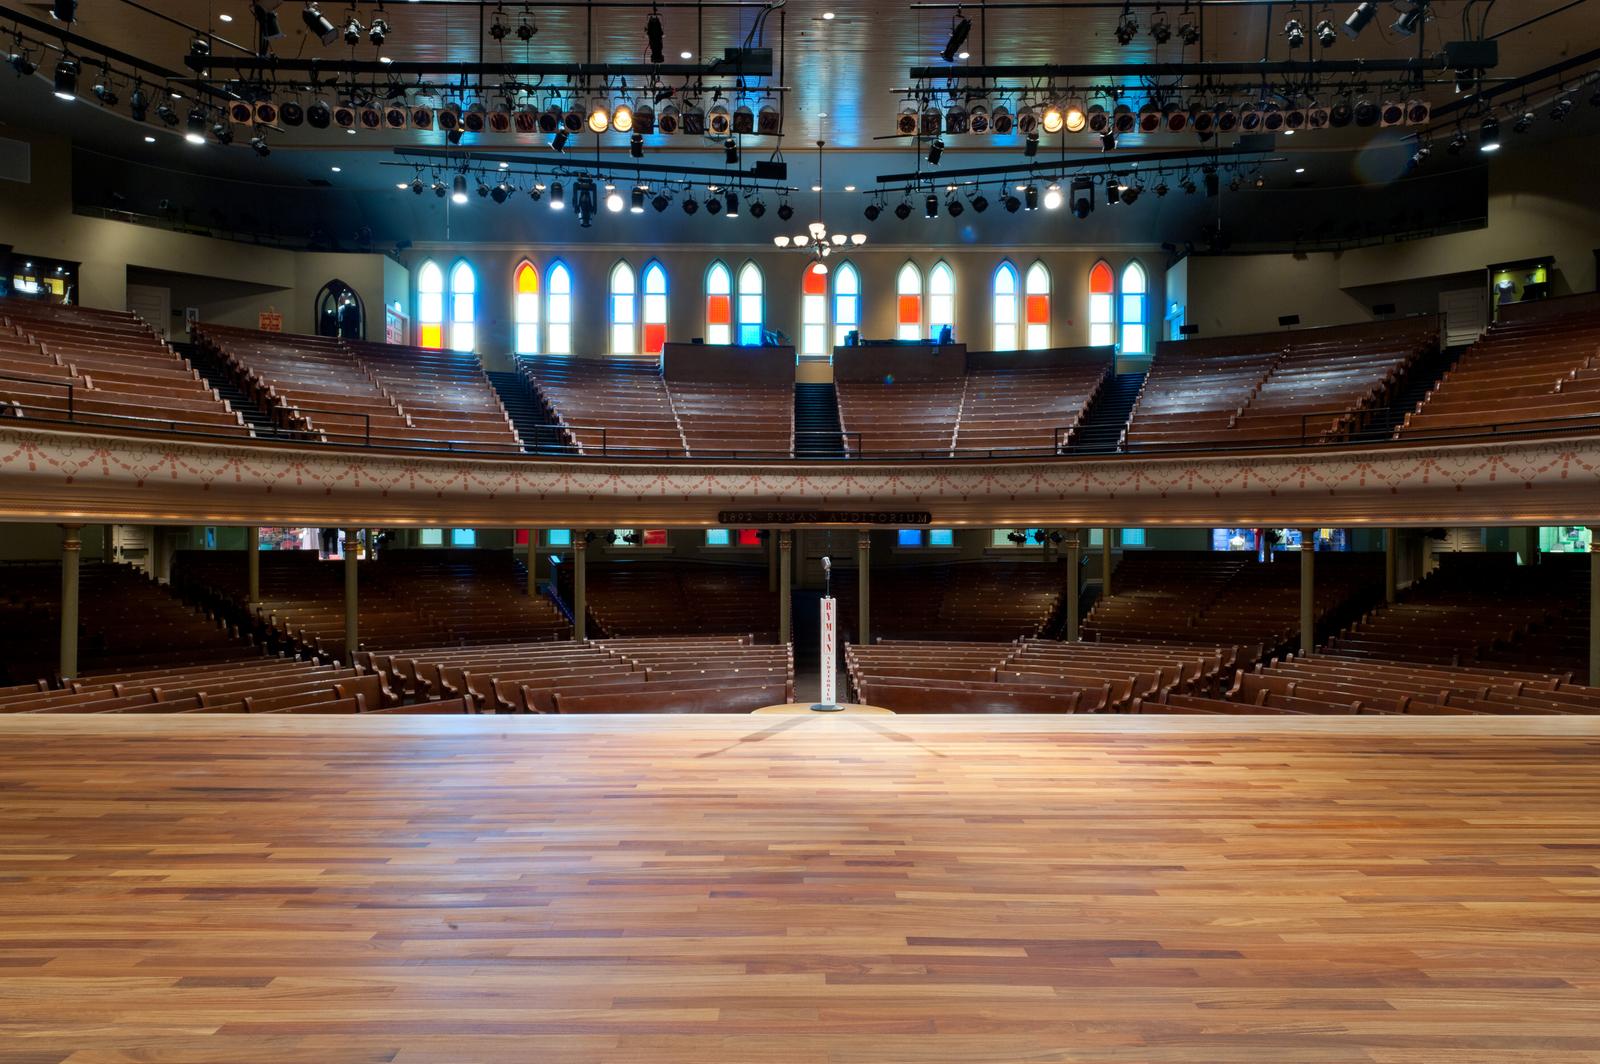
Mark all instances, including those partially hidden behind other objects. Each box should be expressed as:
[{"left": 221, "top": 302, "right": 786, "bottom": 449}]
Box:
[{"left": 821, "top": 556, "right": 831, "bottom": 574}]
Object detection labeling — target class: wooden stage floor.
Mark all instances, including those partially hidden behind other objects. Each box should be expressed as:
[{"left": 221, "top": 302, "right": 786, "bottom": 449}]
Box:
[{"left": 2, "top": 714, "right": 1598, "bottom": 1064}]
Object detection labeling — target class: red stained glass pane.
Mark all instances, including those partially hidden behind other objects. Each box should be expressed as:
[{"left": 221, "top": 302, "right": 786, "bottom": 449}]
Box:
[
  {"left": 898, "top": 294, "right": 921, "bottom": 324},
  {"left": 802, "top": 267, "right": 827, "bottom": 295},
  {"left": 707, "top": 294, "right": 731, "bottom": 325},
  {"left": 644, "top": 323, "right": 666, "bottom": 355},
  {"left": 1089, "top": 262, "right": 1114, "bottom": 294},
  {"left": 514, "top": 529, "right": 529, "bottom": 545},
  {"left": 419, "top": 323, "right": 443, "bottom": 349},
  {"left": 1026, "top": 294, "right": 1049, "bottom": 324},
  {"left": 736, "top": 528, "right": 762, "bottom": 546},
  {"left": 643, "top": 529, "right": 668, "bottom": 546}
]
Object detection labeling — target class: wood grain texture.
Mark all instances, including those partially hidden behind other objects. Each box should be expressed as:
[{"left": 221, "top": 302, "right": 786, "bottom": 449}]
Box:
[{"left": 1, "top": 714, "right": 1598, "bottom": 1064}]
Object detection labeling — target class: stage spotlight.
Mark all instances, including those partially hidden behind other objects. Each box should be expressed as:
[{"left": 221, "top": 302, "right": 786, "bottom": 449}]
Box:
[
  {"left": 452, "top": 174, "right": 469, "bottom": 204},
  {"left": 1177, "top": 19, "right": 1200, "bottom": 45},
  {"left": 927, "top": 138, "right": 943, "bottom": 164},
  {"left": 52, "top": 0, "right": 76, "bottom": 22},
  {"left": 1023, "top": 184, "right": 1039, "bottom": 211},
  {"left": 1447, "top": 129, "right": 1467, "bottom": 154},
  {"left": 946, "top": 193, "right": 964, "bottom": 217},
  {"left": 1513, "top": 109, "right": 1534, "bottom": 134},
  {"left": 968, "top": 104, "right": 989, "bottom": 133},
  {"left": 128, "top": 85, "right": 149, "bottom": 121},
  {"left": 725, "top": 137, "right": 740, "bottom": 164},
  {"left": 1114, "top": 10, "right": 1138, "bottom": 46},
  {"left": 1314, "top": 19, "right": 1337, "bottom": 46},
  {"left": 307, "top": 99, "right": 331, "bottom": 128},
  {"left": 1042, "top": 182, "right": 1062, "bottom": 210},
  {"left": 518, "top": 16, "right": 537, "bottom": 41},
  {"left": 303, "top": 4, "right": 338, "bottom": 45},
  {"left": 1391, "top": 2, "right": 1427, "bottom": 37},
  {"left": 941, "top": 16, "right": 971, "bottom": 63},
  {"left": 210, "top": 119, "right": 233, "bottom": 145},
  {"left": 551, "top": 128, "right": 570, "bottom": 151},
  {"left": 631, "top": 186, "right": 646, "bottom": 213},
  {"left": 427, "top": 178, "right": 443, "bottom": 197},
  {"left": 411, "top": 177, "right": 424, "bottom": 195},
  {"left": 646, "top": 12, "right": 665, "bottom": 64},
  {"left": 1379, "top": 100, "right": 1404, "bottom": 126},
  {"left": 185, "top": 107, "right": 208, "bottom": 143},
  {"left": 1406, "top": 100, "right": 1431, "bottom": 124},
  {"left": 574, "top": 179, "right": 598, "bottom": 226},
  {"left": 588, "top": 98, "right": 609, "bottom": 133},
  {"left": 1041, "top": 105, "right": 1064, "bottom": 134},
  {"left": 1003, "top": 192, "right": 1022, "bottom": 213},
  {"left": 990, "top": 105, "right": 1013, "bottom": 134},
  {"left": 8, "top": 45, "right": 36, "bottom": 77},
  {"left": 1121, "top": 183, "right": 1141, "bottom": 205},
  {"left": 528, "top": 183, "right": 543, "bottom": 203},
  {"left": 250, "top": 135, "right": 270, "bottom": 156},
  {"left": 1181, "top": 174, "right": 1197, "bottom": 194},
  {"left": 1149, "top": 11, "right": 1172, "bottom": 44},
  {"left": 1100, "top": 130, "right": 1116, "bottom": 151},
  {"left": 605, "top": 186, "right": 624, "bottom": 212},
  {"left": 1479, "top": 115, "right": 1501, "bottom": 153},
  {"left": 705, "top": 194, "right": 721, "bottom": 215},
  {"left": 341, "top": 15, "right": 363, "bottom": 45},
  {"left": 894, "top": 199, "right": 913, "bottom": 220},
  {"left": 492, "top": 180, "right": 513, "bottom": 204},
  {"left": 651, "top": 192, "right": 670, "bottom": 212},
  {"left": 92, "top": 75, "right": 117, "bottom": 107},
  {"left": 1154, "top": 181, "right": 1169, "bottom": 197},
  {"left": 1328, "top": 101, "right": 1353, "bottom": 127},
  {"left": 53, "top": 57, "right": 77, "bottom": 100},
  {"left": 724, "top": 190, "right": 739, "bottom": 216},
  {"left": 1139, "top": 108, "right": 1161, "bottom": 134},
  {"left": 970, "top": 191, "right": 989, "bottom": 213},
  {"left": 749, "top": 198, "right": 767, "bottom": 218},
  {"left": 1285, "top": 19, "right": 1304, "bottom": 47},
  {"left": 682, "top": 196, "right": 699, "bottom": 215},
  {"left": 613, "top": 102, "right": 634, "bottom": 132},
  {"left": 625, "top": 133, "right": 642, "bottom": 159},
  {"left": 864, "top": 202, "right": 882, "bottom": 221},
  {"left": 777, "top": 201, "right": 795, "bottom": 221},
  {"left": 1113, "top": 106, "right": 1136, "bottom": 134},
  {"left": 1023, "top": 133, "right": 1038, "bottom": 158},
  {"left": 925, "top": 193, "right": 938, "bottom": 218},
  {"left": 1106, "top": 179, "right": 1120, "bottom": 206},
  {"left": 368, "top": 17, "right": 389, "bottom": 45},
  {"left": 1063, "top": 100, "right": 1087, "bottom": 132},
  {"left": 1342, "top": 2, "right": 1376, "bottom": 39},
  {"left": 1551, "top": 93, "right": 1574, "bottom": 120}
]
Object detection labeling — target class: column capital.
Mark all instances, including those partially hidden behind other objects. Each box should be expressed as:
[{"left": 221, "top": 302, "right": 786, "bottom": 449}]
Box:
[
  {"left": 1060, "top": 528, "right": 1082, "bottom": 549},
  {"left": 857, "top": 530, "right": 871, "bottom": 551},
  {"left": 59, "top": 524, "right": 82, "bottom": 548},
  {"left": 573, "top": 533, "right": 587, "bottom": 552},
  {"left": 778, "top": 529, "right": 792, "bottom": 551}
]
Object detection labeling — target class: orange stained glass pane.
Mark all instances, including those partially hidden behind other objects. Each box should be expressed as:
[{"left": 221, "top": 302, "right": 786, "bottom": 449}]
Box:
[
  {"left": 802, "top": 266, "right": 827, "bottom": 295},
  {"left": 419, "top": 323, "right": 443, "bottom": 349},
  {"left": 707, "top": 294, "right": 732, "bottom": 325},
  {"left": 1026, "top": 294, "right": 1050, "bottom": 324},
  {"left": 1089, "top": 261, "right": 1114, "bottom": 294},
  {"left": 898, "top": 294, "right": 921, "bottom": 324},
  {"left": 515, "top": 263, "right": 539, "bottom": 294},
  {"left": 643, "top": 323, "right": 666, "bottom": 355}
]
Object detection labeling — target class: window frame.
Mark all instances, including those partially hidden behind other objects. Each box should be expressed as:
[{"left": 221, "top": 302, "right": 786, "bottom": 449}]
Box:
[
  {"left": 417, "top": 259, "right": 445, "bottom": 350},
  {"left": 832, "top": 260, "right": 860, "bottom": 350},
  {"left": 1120, "top": 260, "right": 1148, "bottom": 356},
  {"left": 641, "top": 259, "right": 668, "bottom": 356},
  {"left": 609, "top": 259, "right": 637, "bottom": 355},
  {"left": 447, "top": 258, "right": 477, "bottom": 353},
  {"left": 736, "top": 260, "right": 765, "bottom": 346},
  {"left": 546, "top": 260, "right": 574, "bottom": 355},
  {"left": 1024, "top": 260, "right": 1051, "bottom": 350},
  {"left": 928, "top": 260, "right": 956, "bottom": 341},
  {"left": 1089, "top": 259, "right": 1115, "bottom": 349},
  {"left": 705, "top": 260, "right": 733, "bottom": 346},
  {"left": 895, "top": 261, "right": 923, "bottom": 341},
  {"left": 512, "top": 259, "right": 540, "bottom": 355},
  {"left": 992, "top": 260, "right": 1019, "bottom": 351}
]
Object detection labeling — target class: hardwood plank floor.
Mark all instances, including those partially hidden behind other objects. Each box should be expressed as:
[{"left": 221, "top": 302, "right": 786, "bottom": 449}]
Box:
[{"left": 0, "top": 715, "right": 1597, "bottom": 1064}]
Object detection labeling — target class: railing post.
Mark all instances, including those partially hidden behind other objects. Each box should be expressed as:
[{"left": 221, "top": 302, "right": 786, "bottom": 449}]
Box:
[{"left": 67, "top": 382, "right": 74, "bottom": 422}]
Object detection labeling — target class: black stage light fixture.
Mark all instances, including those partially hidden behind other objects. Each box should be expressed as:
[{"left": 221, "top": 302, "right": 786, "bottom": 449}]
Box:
[
  {"left": 1314, "top": 19, "right": 1337, "bottom": 46},
  {"left": 1114, "top": 10, "right": 1138, "bottom": 46},
  {"left": 92, "top": 74, "right": 118, "bottom": 106},
  {"left": 631, "top": 186, "right": 646, "bottom": 213},
  {"left": 646, "top": 12, "right": 665, "bottom": 64},
  {"left": 574, "top": 178, "right": 598, "bottom": 226},
  {"left": 208, "top": 122, "right": 232, "bottom": 148},
  {"left": 451, "top": 174, "right": 469, "bottom": 204},
  {"left": 864, "top": 202, "right": 882, "bottom": 220},
  {"left": 682, "top": 195, "right": 698, "bottom": 215},
  {"left": 946, "top": 193, "right": 964, "bottom": 217},
  {"left": 941, "top": 16, "right": 971, "bottom": 62},
  {"left": 1447, "top": 128, "right": 1467, "bottom": 154},
  {"left": 491, "top": 181, "right": 512, "bottom": 204},
  {"left": 631, "top": 133, "right": 644, "bottom": 158},
  {"left": 53, "top": 56, "right": 78, "bottom": 100},
  {"left": 185, "top": 107, "right": 208, "bottom": 143},
  {"left": 1329, "top": 101, "right": 1353, "bottom": 127},
  {"left": 369, "top": 17, "right": 389, "bottom": 46},
  {"left": 431, "top": 178, "right": 446, "bottom": 198},
  {"left": 1285, "top": 19, "right": 1304, "bottom": 48},
  {"left": 1003, "top": 192, "right": 1021, "bottom": 213},
  {"left": 725, "top": 137, "right": 739, "bottom": 164},
  {"left": 1149, "top": 11, "right": 1172, "bottom": 45},
  {"left": 250, "top": 135, "right": 270, "bottom": 156},
  {"left": 1550, "top": 93, "right": 1574, "bottom": 120},
  {"left": 1106, "top": 178, "right": 1120, "bottom": 206},
  {"left": 1354, "top": 100, "right": 1380, "bottom": 126},
  {"left": 128, "top": 85, "right": 148, "bottom": 121},
  {"left": 1023, "top": 183, "right": 1039, "bottom": 211},
  {"left": 652, "top": 192, "right": 671, "bottom": 212},
  {"left": 1512, "top": 109, "right": 1533, "bottom": 134},
  {"left": 724, "top": 189, "right": 739, "bottom": 216},
  {"left": 1070, "top": 176, "right": 1093, "bottom": 218},
  {"left": 1023, "top": 132, "right": 1038, "bottom": 158},
  {"left": 52, "top": 0, "right": 77, "bottom": 22},
  {"left": 1391, "top": 2, "right": 1427, "bottom": 37},
  {"left": 1100, "top": 131, "right": 1116, "bottom": 151},
  {"left": 927, "top": 137, "right": 944, "bottom": 164},
  {"left": 279, "top": 100, "right": 304, "bottom": 126},
  {"left": 925, "top": 193, "right": 938, "bottom": 218},
  {"left": 777, "top": 201, "right": 795, "bottom": 221},
  {"left": 155, "top": 100, "right": 177, "bottom": 125},
  {"left": 1180, "top": 174, "right": 1197, "bottom": 194},
  {"left": 411, "top": 177, "right": 424, "bottom": 195},
  {"left": 518, "top": 17, "right": 537, "bottom": 41},
  {"left": 9, "top": 45, "right": 37, "bottom": 77},
  {"left": 549, "top": 181, "right": 565, "bottom": 209},
  {"left": 1177, "top": 19, "right": 1200, "bottom": 45},
  {"left": 1342, "top": 2, "right": 1377, "bottom": 39},
  {"left": 307, "top": 100, "right": 331, "bottom": 128},
  {"left": 303, "top": 4, "right": 338, "bottom": 45},
  {"left": 749, "top": 198, "right": 767, "bottom": 218},
  {"left": 527, "top": 184, "right": 543, "bottom": 203},
  {"left": 1121, "top": 182, "right": 1141, "bottom": 205},
  {"left": 1154, "top": 181, "right": 1169, "bottom": 197},
  {"left": 1479, "top": 115, "right": 1501, "bottom": 153},
  {"left": 969, "top": 191, "right": 988, "bottom": 212},
  {"left": 705, "top": 194, "right": 722, "bottom": 215},
  {"left": 551, "top": 128, "right": 570, "bottom": 151},
  {"left": 894, "top": 199, "right": 913, "bottom": 220}
]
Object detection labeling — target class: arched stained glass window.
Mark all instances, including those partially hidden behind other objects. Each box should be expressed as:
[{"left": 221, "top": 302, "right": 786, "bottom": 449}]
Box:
[
  {"left": 417, "top": 260, "right": 444, "bottom": 350},
  {"left": 705, "top": 261, "right": 733, "bottom": 345},
  {"left": 513, "top": 261, "right": 540, "bottom": 355},
  {"left": 992, "top": 261, "right": 1019, "bottom": 351},
  {"left": 609, "top": 261, "right": 636, "bottom": 354},
  {"left": 641, "top": 261, "right": 668, "bottom": 356},
  {"left": 896, "top": 262, "right": 923, "bottom": 341},
  {"left": 832, "top": 262, "right": 860, "bottom": 349},
  {"left": 736, "top": 261, "right": 764, "bottom": 346},
  {"left": 1089, "top": 260, "right": 1115, "bottom": 348},
  {"left": 928, "top": 261, "right": 955, "bottom": 341},
  {"left": 1120, "top": 261, "right": 1148, "bottom": 355},
  {"left": 800, "top": 262, "right": 829, "bottom": 357},
  {"left": 1024, "top": 261, "right": 1051, "bottom": 349},
  {"left": 448, "top": 260, "right": 477, "bottom": 352},
  {"left": 546, "top": 261, "right": 573, "bottom": 355}
]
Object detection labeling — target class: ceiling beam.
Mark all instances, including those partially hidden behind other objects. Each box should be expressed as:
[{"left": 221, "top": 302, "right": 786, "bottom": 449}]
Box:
[
  {"left": 184, "top": 50, "right": 773, "bottom": 79},
  {"left": 874, "top": 145, "right": 1273, "bottom": 186},
  {"left": 908, "top": 58, "right": 1458, "bottom": 80}
]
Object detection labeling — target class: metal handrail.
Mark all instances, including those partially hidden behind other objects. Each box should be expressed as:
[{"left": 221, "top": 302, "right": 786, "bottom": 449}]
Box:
[
  {"left": 7, "top": 404, "right": 1600, "bottom": 462},
  {"left": 0, "top": 372, "right": 74, "bottom": 420}
]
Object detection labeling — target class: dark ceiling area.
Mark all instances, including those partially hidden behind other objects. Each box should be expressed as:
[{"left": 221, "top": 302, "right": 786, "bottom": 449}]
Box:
[{"left": 3, "top": 0, "right": 1598, "bottom": 249}]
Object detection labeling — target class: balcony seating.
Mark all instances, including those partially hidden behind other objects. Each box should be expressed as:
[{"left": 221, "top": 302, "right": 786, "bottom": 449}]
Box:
[
  {"left": 519, "top": 355, "right": 683, "bottom": 455},
  {"left": 343, "top": 339, "right": 522, "bottom": 452},
  {"left": 1125, "top": 321, "right": 1434, "bottom": 449},
  {"left": 556, "top": 560, "right": 780, "bottom": 642},
  {"left": 667, "top": 379, "right": 794, "bottom": 457},
  {"left": 0, "top": 302, "right": 249, "bottom": 435},
  {"left": 953, "top": 361, "right": 1110, "bottom": 455},
  {"left": 836, "top": 376, "right": 965, "bottom": 456},
  {"left": 173, "top": 548, "right": 570, "bottom": 663},
  {"left": 1397, "top": 311, "right": 1600, "bottom": 438}
]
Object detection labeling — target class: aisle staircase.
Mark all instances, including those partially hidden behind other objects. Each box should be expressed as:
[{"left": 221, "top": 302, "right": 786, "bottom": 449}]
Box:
[
  {"left": 794, "top": 382, "right": 846, "bottom": 458},
  {"left": 486, "top": 369, "right": 573, "bottom": 454},
  {"left": 177, "top": 341, "right": 277, "bottom": 436},
  {"left": 1065, "top": 372, "right": 1145, "bottom": 454},
  {"left": 1351, "top": 344, "right": 1466, "bottom": 442}
]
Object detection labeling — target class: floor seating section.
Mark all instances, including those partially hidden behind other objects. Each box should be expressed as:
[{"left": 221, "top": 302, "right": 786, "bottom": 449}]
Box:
[
  {"left": 556, "top": 560, "right": 780, "bottom": 642},
  {"left": 0, "top": 561, "right": 261, "bottom": 686},
  {"left": 1135, "top": 653, "right": 1600, "bottom": 715},
  {"left": 355, "top": 635, "right": 794, "bottom": 713},
  {"left": 174, "top": 548, "right": 569, "bottom": 663},
  {"left": 194, "top": 325, "right": 520, "bottom": 450},
  {"left": 846, "top": 638, "right": 1238, "bottom": 713},
  {"left": 1326, "top": 551, "right": 1591, "bottom": 677},
  {"left": 1123, "top": 321, "right": 1435, "bottom": 449},
  {"left": 1084, "top": 550, "right": 1382, "bottom": 660},
  {"left": 0, "top": 658, "right": 470, "bottom": 714},
  {"left": 0, "top": 302, "right": 249, "bottom": 435},
  {"left": 1397, "top": 310, "right": 1600, "bottom": 438},
  {"left": 831, "top": 562, "right": 1067, "bottom": 643}
]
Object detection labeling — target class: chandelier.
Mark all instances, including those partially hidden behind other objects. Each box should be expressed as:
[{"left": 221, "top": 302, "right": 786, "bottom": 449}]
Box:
[{"left": 774, "top": 140, "right": 865, "bottom": 256}]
